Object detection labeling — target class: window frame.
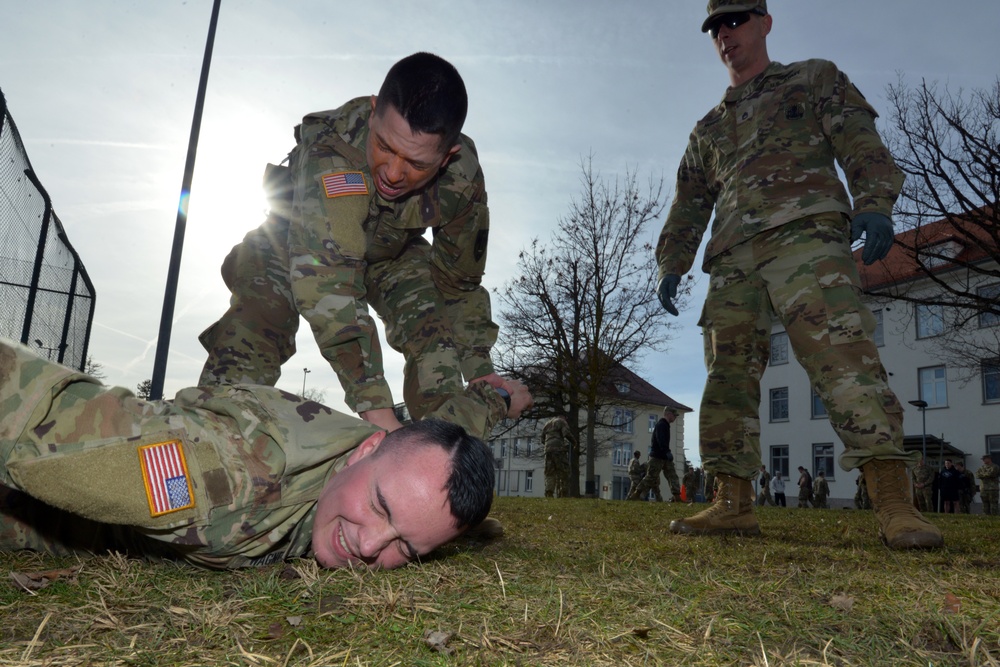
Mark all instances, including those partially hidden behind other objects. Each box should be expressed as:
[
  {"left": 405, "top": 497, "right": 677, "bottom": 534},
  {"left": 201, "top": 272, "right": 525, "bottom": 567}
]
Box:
[
  {"left": 770, "top": 331, "right": 789, "bottom": 366},
  {"left": 918, "top": 365, "right": 948, "bottom": 408},
  {"left": 770, "top": 386, "right": 789, "bottom": 422}
]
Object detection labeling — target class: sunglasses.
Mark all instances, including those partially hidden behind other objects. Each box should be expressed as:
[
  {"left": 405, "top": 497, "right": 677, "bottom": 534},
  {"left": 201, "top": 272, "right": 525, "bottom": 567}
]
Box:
[{"left": 707, "top": 9, "right": 765, "bottom": 39}]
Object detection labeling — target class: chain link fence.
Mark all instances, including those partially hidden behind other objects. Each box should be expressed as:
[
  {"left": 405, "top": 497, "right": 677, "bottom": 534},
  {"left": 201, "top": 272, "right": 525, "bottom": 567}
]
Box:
[{"left": 1, "top": 88, "right": 95, "bottom": 371}]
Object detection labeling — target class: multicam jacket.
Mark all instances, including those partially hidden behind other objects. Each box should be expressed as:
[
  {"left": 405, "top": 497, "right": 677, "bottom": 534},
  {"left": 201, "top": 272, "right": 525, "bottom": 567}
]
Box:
[
  {"left": 656, "top": 59, "right": 904, "bottom": 277},
  {"left": 284, "top": 97, "right": 497, "bottom": 412}
]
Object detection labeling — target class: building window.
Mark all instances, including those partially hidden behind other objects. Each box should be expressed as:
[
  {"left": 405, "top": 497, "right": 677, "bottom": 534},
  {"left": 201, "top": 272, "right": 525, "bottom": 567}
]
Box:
[
  {"left": 499, "top": 439, "right": 507, "bottom": 458},
  {"left": 983, "top": 360, "right": 1000, "bottom": 404},
  {"left": 525, "top": 439, "right": 533, "bottom": 458},
  {"left": 770, "top": 387, "right": 789, "bottom": 422},
  {"left": 613, "top": 408, "right": 634, "bottom": 434},
  {"left": 525, "top": 470, "right": 533, "bottom": 492},
  {"left": 615, "top": 381, "right": 631, "bottom": 394},
  {"left": 918, "top": 365, "right": 948, "bottom": 407},
  {"left": 649, "top": 414, "right": 657, "bottom": 432},
  {"left": 770, "top": 332, "right": 789, "bottom": 365},
  {"left": 612, "top": 442, "right": 632, "bottom": 467},
  {"left": 916, "top": 304, "right": 945, "bottom": 339},
  {"left": 979, "top": 283, "right": 1000, "bottom": 328},
  {"left": 770, "top": 445, "right": 789, "bottom": 479},
  {"left": 513, "top": 439, "right": 521, "bottom": 458},
  {"left": 813, "top": 443, "right": 835, "bottom": 481},
  {"left": 810, "top": 388, "right": 828, "bottom": 419},
  {"left": 987, "top": 435, "right": 1000, "bottom": 460},
  {"left": 872, "top": 308, "right": 885, "bottom": 347}
]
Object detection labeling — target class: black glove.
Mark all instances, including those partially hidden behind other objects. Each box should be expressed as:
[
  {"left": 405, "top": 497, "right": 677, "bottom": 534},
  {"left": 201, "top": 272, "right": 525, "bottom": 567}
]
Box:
[
  {"left": 656, "top": 274, "right": 680, "bottom": 316},
  {"left": 850, "top": 212, "right": 894, "bottom": 266}
]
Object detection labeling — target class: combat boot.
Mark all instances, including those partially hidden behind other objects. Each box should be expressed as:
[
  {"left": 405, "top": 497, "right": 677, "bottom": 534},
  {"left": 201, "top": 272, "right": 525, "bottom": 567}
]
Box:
[
  {"left": 669, "top": 474, "right": 760, "bottom": 535},
  {"left": 862, "top": 459, "right": 943, "bottom": 549}
]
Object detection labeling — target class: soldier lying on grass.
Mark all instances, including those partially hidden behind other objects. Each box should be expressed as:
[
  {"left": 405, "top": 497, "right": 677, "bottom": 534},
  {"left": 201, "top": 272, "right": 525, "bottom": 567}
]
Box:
[{"left": 0, "top": 338, "right": 514, "bottom": 570}]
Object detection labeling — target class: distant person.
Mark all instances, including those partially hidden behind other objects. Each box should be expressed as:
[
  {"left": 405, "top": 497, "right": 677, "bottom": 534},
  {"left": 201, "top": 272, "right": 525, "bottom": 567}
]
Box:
[
  {"left": 756, "top": 464, "right": 774, "bottom": 507},
  {"left": 542, "top": 416, "right": 574, "bottom": 498},
  {"left": 683, "top": 465, "right": 699, "bottom": 504},
  {"left": 628, "top": 450, "right": 647, "bottom": 499},
  {"left": 955, "top": 461, "right": 976, "bottom": 514},
  {"left": 911, "top": 456, "right": 935, "bottom": 513},
  {"left": 197, "top": 52, "right": 531, "bottom": 437},
  {"left": 797, "top": 467, "right": 813, "bottom": 509},
  {"left": 854, "top": 473, "right": 871, "bottom": 510},
  {"left": 0, "top": 339, "right": 500, "bottom": 570},
  {"left": 937, "top": 459, "right": 961, "bottom": 514},
  {"left": 771, "top": 473, "right": 786, "bottom": 507},
  {"left": 654, "top": 0, "right": 942, "bottom": 548},
  {"left": 976, "top": 455, "right": 999, "bottom": 515},
  {"left": 812, "top": 471, "right": 830, "bottom": 509},
  {"left": 627, "top": 407, "right": 682, "bottom": 502}
]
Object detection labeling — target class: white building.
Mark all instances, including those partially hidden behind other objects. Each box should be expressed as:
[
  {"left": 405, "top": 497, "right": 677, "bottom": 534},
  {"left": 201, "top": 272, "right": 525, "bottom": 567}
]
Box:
[
  {"left": 488, "top": 363, "right": 692, "bottom": 500},
  {"left": 759, "top": 215, "right": 999, "bottom": 507}
]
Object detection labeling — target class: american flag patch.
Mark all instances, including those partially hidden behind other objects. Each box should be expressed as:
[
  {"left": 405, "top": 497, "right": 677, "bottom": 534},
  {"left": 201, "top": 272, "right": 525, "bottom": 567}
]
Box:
[
  {"left": 138, "top": 440, "right": 195, "bottom": 517},
  {"left": 322, "top": 171, "right": 368, "bottom": 198}
]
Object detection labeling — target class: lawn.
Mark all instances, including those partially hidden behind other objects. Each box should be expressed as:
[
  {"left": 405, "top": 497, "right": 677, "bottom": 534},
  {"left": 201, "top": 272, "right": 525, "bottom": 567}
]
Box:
[{"left": 2, "top": 497, "right": 998, "bottom": 666}]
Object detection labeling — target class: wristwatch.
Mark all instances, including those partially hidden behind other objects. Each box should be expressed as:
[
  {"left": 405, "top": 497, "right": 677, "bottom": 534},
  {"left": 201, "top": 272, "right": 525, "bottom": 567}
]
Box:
[{"left": 495, "top": 387, "right": 511, "bottom": 410}]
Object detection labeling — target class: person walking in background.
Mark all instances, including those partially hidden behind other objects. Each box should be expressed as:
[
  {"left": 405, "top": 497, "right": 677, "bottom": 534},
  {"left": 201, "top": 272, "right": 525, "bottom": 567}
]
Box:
[
  {"left": 756, "top": 464, "right": 774, "bottom": 507},
  {"left": 627, "top": 407, "right": 682, "bottom": 502},
  {"left": 653, "top": 0, "right": 942, "bottom": 549},
  {"left": 976, "top": 455, "right": 999, "bottom": 515},
  {"left": 937, "top": 459, "right": 961, "bottom": 514},
  {"left": 955, "top": 461, "right": 976, "bottom": 514},
  {"left": 771, "top": 472, "right": 786, "bottom": 507},
  {"left": 542, "top": 416, "right": 574, "bottom": 498},
  {"left": 812, "top": 471, "right": 830, "bottom": 509},
  {"left": 911, "top": 456, "right": 935, "bottom": 513},
  {"left": 854, "top": 473, "right": 871, "bottom": 510},
  {"left": 683, "top": 465, "right": 699, "bottom": 504},
  {"left": 797, "top": 467, "right": 813, "bottom": 509},
  {"left": 628, "top": 450, "right": 647, "bottom": 500}
]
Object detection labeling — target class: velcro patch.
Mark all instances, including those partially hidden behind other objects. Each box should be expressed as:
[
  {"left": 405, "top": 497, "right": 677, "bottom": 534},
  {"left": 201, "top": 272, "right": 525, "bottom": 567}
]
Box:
[
  {"left": 322, "top": 171, "right": 368, "bottom": 198},
  {"left": 139, "top": 440, "right": 196, "bottom": 517}
]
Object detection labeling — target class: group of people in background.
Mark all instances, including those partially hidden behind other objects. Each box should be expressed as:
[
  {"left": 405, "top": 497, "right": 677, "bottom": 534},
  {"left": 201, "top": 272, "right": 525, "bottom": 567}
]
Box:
[{"left": 912, "top": 455, "right": 999, "bottom": 515}]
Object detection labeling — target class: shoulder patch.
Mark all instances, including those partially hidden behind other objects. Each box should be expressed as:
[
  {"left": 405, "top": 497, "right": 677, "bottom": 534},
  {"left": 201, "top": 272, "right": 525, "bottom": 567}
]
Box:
[
  {"left": 139, "top": 440, "right": 196, "bottom": 517},
  {"left": 322, "top": 171, "right": 368, "bottom": 198}
]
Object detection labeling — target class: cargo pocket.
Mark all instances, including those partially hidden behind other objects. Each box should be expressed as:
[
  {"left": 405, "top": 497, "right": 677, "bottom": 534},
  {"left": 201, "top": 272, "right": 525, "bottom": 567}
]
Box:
[{"left": 816, "top": 256, "right": 874, "bottom": 346}]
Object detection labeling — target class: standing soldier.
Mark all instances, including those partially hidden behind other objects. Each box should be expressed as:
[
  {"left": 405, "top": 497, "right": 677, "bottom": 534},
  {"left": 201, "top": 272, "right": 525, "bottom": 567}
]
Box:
[
  {"left": 654, "top": 0, "right": 942, "bottom": 548},
  {"left": 756, "top": 464, "right": 774, "bottom": 506},
  {"left": 955, "top": 461, "right": 976, "bottom": 514},
  {"left": 628, "top": 450, "right": 648, "bottom": 500},
  {"left": 812, "top": 471, "right": 830, "bottom": 509},
  {"left": 976, "top": 455, "right": 999, "bottom": 515},
  {"left": 683, "top": 465, "right": 699, "bottom": 504},
  {"left": 911, "top": 456, "right": 935, "bottom": 513},
  {"left": 542, "top": 416, "right": 574, "bottom": 498},
  {"left": 854, "top": 473, "right": 872, "bottom": 510},
  {"left": 627, "top": 407, "right": 682, "bottom": 502},
  {"left": 797, "top": 467, "right": 813, "bottom": 509}
]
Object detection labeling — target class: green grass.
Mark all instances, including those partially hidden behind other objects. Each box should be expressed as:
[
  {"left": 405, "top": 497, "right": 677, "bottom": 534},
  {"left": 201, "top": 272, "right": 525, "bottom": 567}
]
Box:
[{"left": 2, "top": 498, "right": 999, "bottom": 666}]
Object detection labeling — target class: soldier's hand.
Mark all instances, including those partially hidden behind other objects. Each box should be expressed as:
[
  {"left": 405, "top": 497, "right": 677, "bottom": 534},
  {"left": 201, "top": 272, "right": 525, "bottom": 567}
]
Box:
[
  {"left": 471, "top": 373, "right": 533, "bottom": 419},
  {"left": 850, "top": 212, "right": 894, "bottom": 265},
  {"left": 656, "top": 274, "right": 681, "bottom": 316}
]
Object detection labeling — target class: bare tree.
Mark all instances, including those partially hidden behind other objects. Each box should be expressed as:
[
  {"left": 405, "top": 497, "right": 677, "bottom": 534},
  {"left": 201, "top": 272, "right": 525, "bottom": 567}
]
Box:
[
  {"left": 136, "top": 379, "right": 153, "bottom": 400},
  {"left": 83, "top": 356, "right": 107, "bottom": 381},
  {"left": 493, "top": 156, "right": 688, "bottom": 496},
  {"left": 872, "top": 77, "right": 1000, "bottom": 382}
]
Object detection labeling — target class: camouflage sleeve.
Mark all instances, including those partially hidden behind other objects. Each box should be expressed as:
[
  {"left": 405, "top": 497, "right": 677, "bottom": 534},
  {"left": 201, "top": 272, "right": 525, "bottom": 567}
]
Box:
[
  {"left": 814, "top": 61, "right": 904, "bottom": 216},
  {"left": 287, "top": 145, "right": 394, "bottom": 414},
  {"left": 428, "top": 160, "right": 498, "bottom": 381},
  {"left": 655, "top": 130, "right": 717, "bottom": 278}
]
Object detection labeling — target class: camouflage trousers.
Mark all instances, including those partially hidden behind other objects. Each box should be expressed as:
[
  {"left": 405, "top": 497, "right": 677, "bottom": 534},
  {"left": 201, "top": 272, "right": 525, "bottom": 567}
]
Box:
[
  {"left": 981, "top": 489, "right": 998, "bottom": 515},
  {"left": 698, "top": 214, "right": 910, "bottom": 480},
  {"left": 199, "top": 215, "right": 469, "bottom": 419},
  {"left": 544, "top": 449, "right": 569, "bottom": 498},
  {"left": 627, "top": 456, "right": 679, "bottom": 500},
  {"left": 756, "top": 487, "right": 774, "bottom": 506}
]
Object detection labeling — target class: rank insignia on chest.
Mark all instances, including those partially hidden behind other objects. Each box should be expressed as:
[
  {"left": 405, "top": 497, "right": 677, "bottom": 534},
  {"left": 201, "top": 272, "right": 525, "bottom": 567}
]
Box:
[
  {"left": 322, "top": 171, "right": 369, "bottom": 198},
  {"left": 139, "top": 440, "right": 196, "bottom": 517}
]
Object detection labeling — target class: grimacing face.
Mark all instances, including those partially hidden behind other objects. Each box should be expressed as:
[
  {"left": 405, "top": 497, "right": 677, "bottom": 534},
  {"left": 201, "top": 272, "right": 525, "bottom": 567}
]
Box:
[
  {"left": 365, "top": 96, "right": 460, "bottom": 202},
  {"left": 310, "top": 431, "right": 460, "bottom": 569}
]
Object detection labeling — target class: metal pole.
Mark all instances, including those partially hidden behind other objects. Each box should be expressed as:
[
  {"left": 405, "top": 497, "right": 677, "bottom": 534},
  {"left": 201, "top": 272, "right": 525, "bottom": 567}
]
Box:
[
  {"left": 302, "top": 368, "right": 310, "bottom": 396},
  {"left": 149, "top": 0, "right": 222, "bottom": 400},
  {"left": 921, "top": 407, "right": 927, "bottom": 462}
]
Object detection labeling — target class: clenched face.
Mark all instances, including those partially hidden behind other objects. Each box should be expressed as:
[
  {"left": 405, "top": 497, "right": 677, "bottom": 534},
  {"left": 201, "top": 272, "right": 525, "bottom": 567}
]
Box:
[
  {"left": 311, "top": 432, "right": 459, "bottom": 570},
  {"left": 365, "top": 96, "right": 459, "bottom": 201}
]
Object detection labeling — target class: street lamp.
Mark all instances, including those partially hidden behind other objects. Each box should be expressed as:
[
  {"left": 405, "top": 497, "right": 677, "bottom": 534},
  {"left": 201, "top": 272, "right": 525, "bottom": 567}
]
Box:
[
  {"left": 302, "top": 368, "right": 311, "bottom": 396},
  {"left": 908, "top": 399, "right": 928, "bottom": 461}
]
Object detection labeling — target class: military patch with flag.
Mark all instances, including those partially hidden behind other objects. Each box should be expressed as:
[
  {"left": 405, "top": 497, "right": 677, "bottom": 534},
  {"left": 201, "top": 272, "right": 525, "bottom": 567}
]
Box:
[
  {"left": 323, "top": 170, "right": 368, "bottom": 198},
  {"left": 139, "top": 440, "right": 195, "bottom": 517}
]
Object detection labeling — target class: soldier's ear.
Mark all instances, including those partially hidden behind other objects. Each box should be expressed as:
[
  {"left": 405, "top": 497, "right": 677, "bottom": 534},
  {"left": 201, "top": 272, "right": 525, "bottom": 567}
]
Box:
[{"left": 345, "top": 431, "right": 387, "bottom": 466}]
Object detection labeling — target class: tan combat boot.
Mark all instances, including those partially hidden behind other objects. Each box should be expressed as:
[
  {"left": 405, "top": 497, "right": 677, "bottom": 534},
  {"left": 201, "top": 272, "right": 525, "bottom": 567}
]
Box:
[
  {"left": 669, "top": 474, "right": 760, "bottom": 535},
  {"left": 862, "top": 459, "right": 943, "bottom": 549}
]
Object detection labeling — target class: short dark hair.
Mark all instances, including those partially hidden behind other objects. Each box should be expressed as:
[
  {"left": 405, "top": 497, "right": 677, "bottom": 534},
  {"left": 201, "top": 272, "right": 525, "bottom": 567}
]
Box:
[
  {"left": 377, "top": 419, "right": 493, "bottom": 530},
  {"left": 375, "top": 52, "right": 467, "bottom": 150}
]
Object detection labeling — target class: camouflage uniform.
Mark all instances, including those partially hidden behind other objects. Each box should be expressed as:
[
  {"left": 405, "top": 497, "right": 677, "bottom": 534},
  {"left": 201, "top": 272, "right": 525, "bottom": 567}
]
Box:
[
  {"left": 976, "top": 459, "right": 999, "bottom": 515},
  {"left": 956, "top": 465, "right": 976, "bottom": 514},
  {"left": 756, "top": 468, "right": 774, "bottom": 506},
  {"left": 627, "top": 415, "right": 680, "bottom": 501},
  {"left": 683, "top": 467, "right": 698, "bottom": 502},
  {"left": 911, "top": 462, "right": 935, "bottom": 512},
  {"left": 199, "top": 97, "right": 497, "bottom": 420},
  {"left": 854, "top": 473, "right": 871, "bottom": 510},
  {"left": 812, "top": 475, "right": 830, "bottom": 509},
  {"left": 542, "top": 417, "right": 574, "bottom": 498},
  {"left": 655, "top": 59, "right": 909, "bottom": 481},
  {"left": 628, "top": 455, "right": 648, "bottom": 499},
  {"left": 1, "top": 339, "right": 505, "bottom": 567},
  {"left": 797, "top": 470, "right": 813, "bottom": 508}
]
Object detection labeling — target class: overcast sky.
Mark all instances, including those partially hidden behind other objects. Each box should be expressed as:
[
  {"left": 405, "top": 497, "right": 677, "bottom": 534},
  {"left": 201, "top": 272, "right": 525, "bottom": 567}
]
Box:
[{"left": 2, "top": 1, "right": 997, "bottom": 461}]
